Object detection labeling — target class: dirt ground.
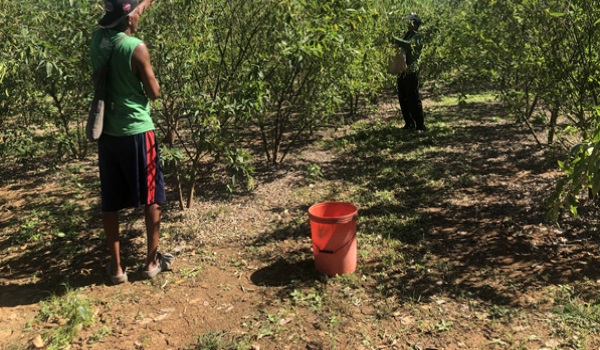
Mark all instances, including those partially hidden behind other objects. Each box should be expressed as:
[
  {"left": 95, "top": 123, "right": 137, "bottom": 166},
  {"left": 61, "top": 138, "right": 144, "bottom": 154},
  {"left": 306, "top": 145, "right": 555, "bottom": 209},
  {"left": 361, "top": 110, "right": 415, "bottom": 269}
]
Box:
[{"left": 1, "top": 93, "right": 600, "bottom": 349}]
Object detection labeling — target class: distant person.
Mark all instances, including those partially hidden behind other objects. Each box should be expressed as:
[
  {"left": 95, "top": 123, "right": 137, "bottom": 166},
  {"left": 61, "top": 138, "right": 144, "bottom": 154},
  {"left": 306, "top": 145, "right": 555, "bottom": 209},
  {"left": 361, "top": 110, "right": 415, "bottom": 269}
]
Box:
[
  {"left": 392, "top": 13, "right": 426, "bottom": 133},
  {"left": 90, "top": 0, "right": 173, "bottom": 284}
]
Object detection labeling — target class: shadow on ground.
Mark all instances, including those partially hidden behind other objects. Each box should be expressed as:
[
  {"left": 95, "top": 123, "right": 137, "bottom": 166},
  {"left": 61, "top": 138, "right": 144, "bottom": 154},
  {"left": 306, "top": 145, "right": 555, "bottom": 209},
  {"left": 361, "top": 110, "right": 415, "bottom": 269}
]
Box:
[
  {"left": 244, "top": 95, "right": 600, "bottom": 308},
  {"left": 331, "top": 100, "right": 600, "bottom": 306},
  {"left": 0, "top": 165, "right": 161, "bottom": 307},
  {"left": 3, "top": 94, "right": 600, "bottom": 313}
]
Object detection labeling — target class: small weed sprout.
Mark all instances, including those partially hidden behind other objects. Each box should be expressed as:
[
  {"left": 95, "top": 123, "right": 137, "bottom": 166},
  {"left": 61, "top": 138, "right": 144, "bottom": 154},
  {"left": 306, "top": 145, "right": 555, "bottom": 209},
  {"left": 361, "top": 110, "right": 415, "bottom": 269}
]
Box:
[
  {"left": 290, "top": 288, "right": 324, "bottom": 311},
  {"left": 194, "top": 331, "right": 227, "bottom": 350},
  {"left": 88, "top": 326, "right": 112, "bottom": 344},
  {"left": 305, "top": 163, "right": 324, "bottom": 183}
]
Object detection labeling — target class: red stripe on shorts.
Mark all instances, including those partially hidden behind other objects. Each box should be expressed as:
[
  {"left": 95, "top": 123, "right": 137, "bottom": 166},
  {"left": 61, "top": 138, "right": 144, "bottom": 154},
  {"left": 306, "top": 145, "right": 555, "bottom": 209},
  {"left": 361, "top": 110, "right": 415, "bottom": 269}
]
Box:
[{"left": 145, "top": 132, "right": 157, "bottom": 204}]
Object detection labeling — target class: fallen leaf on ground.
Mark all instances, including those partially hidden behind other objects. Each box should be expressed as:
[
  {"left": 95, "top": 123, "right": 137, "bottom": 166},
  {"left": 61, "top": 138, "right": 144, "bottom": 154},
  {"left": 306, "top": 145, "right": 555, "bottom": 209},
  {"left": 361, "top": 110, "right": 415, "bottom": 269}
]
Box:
[{"left": 32, "top": 334, "right": 44, "bottom": 348}]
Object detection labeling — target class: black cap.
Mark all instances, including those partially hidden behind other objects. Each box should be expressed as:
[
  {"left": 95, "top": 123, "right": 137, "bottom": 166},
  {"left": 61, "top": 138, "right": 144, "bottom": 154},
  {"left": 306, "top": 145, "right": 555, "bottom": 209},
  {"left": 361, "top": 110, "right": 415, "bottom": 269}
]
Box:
[
  {"left": 406, "top": 12, "right": 421, "bottom": 26},
  {"left": 99, "top": 0, "right": 139, "bottom": 28}
]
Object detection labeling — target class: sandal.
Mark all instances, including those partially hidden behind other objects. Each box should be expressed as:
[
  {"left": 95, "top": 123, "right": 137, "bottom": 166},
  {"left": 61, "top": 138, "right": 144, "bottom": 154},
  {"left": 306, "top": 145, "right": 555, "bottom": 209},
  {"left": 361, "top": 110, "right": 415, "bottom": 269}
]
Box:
[
  {"left": 141, "top": 252, "right": 174, "bottom": 279},
  {"left": 106, "top": 263, "right": 128, "bottom": 285}
]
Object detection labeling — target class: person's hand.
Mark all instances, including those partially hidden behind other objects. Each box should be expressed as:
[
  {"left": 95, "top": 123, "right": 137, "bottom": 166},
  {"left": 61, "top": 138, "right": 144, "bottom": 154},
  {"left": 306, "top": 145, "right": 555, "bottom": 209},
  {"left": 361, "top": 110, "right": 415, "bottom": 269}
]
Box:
[{"left": 136, "top": 0, "right": 155, "bottom": 16}]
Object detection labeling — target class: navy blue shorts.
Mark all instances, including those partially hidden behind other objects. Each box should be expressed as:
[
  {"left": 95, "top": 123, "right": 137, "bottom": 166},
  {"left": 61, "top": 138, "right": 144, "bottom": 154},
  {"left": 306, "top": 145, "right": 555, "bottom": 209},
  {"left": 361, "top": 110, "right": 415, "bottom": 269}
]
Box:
[{"left": 98, "top": 130, "right": 166, "bottom": 212}]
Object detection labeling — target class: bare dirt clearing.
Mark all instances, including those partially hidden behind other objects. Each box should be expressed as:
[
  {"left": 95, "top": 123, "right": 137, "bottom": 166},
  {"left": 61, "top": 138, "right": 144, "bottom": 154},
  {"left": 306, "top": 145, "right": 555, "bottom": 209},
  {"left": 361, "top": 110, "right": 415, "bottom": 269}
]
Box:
[{"left": 2, "top": 93, "right": 600, "bottom": 349}]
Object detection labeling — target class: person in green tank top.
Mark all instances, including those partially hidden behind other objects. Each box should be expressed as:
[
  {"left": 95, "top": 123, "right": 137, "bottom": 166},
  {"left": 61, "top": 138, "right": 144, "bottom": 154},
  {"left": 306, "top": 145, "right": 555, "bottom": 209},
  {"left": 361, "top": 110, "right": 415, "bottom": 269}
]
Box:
[
  {"left": 91, "top": 0, "right": 174, "bottom": 285},
  {"left": 91, "top": 0, "right": 158, "bottom": 136}
]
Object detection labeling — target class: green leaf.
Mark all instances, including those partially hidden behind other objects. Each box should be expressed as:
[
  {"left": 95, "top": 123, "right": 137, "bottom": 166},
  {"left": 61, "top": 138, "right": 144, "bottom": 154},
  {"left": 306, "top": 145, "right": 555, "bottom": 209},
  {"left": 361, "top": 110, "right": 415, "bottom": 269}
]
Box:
[
  {"left": 77, "top": 305, "right": 88, "bottom": 321},
  {"left": 569, "top": 205, "right": 578, "bottom": 217}
]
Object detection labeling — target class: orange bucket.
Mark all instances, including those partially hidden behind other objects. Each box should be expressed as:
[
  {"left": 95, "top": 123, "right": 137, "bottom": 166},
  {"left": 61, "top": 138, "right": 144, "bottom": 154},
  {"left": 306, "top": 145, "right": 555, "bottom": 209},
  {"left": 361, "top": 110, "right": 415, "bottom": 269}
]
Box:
[{"left": 308, "top": 202, "right": 358, "bottom": 276}]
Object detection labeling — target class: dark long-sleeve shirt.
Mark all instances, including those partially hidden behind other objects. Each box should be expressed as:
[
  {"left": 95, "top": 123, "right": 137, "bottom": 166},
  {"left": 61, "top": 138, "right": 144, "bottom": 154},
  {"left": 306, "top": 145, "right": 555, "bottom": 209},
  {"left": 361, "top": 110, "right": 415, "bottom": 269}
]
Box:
[{"left": 392, "top": 30, "right": 423, "bottom": 71}]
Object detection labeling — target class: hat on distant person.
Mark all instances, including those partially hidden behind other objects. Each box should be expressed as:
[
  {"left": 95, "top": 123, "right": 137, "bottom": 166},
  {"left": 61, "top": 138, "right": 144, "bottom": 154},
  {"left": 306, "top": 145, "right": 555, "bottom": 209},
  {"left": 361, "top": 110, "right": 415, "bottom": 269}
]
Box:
[
  {"left": 99, "top": 0, "right": 139, "bottom": 28},
  {"left": 406, "top": 12, "right": 422, "bottom": 26}
]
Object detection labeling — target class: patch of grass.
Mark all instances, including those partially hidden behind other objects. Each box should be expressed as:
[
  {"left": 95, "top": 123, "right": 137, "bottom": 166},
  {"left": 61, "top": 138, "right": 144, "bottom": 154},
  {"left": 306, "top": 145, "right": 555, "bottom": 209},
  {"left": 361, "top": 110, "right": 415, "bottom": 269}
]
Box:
[
  {"left": 143, "top": 273, "right": 174, "bottom": 290},
  {"left": 178, "top": 264, "right": 203, "bottom": 280},
  {"left": 139, "top": 335, "right": 152, "bottom": 345},
  {"left": 17, "top": 214, "right": 45, "bottom": 243},
  {"left": 550, "top": 284, "right": 600, "bottom": 347},
  {"left": 88, "top": 325, "right": 112, "bottom": 344},
  {"left": 205, "top": 205, "right": 234, "bottom": 219},
  {"left": 193, "top": 331, "right": 230, "bottom": 350},
  {"left": 290, "top": 287, "right": 325, "bottom": 311},
  {"left": 33, "top": 287, "right": 95, "bottom": 350},
  {"left": 305, "top": 163, "right": 324, "bottom": 183},
  {"left": 241, "top": 311, "right": 276, "bottom": 340},
  {"left": 360, "top": 212, "right": 424, "bottom": 244},
  {"left": 488, "top": 304, "right": 517, "bottom": 323},
  {"left": 428, "top": 93, "right": 496, "bottom": 108}
]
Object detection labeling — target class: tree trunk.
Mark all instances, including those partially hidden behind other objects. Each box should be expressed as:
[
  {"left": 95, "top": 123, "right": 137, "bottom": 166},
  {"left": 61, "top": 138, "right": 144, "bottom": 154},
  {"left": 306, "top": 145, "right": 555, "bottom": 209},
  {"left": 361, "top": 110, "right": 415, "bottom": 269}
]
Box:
[{"left": 548, "top": 105, "right": 559, "bottom": 145}]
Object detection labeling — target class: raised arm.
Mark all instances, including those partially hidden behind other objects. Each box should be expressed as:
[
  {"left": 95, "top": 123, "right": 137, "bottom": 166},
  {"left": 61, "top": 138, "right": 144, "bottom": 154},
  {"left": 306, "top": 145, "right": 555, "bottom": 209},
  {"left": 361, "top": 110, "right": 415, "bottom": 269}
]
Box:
[
  {"left": 132, "top": 42, "right": 160, "bottom": 100},
  {"left": 392, "top": 36, "right": 411, "bottom": 51},
  {"left": 134, "top": 0, "right": 154, "bottom": 17}
]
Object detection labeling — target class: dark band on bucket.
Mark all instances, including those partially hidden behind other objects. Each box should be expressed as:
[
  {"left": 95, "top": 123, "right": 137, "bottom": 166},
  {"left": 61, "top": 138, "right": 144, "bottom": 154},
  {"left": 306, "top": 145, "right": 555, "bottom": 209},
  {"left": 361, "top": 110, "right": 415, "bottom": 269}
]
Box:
[{"left": 313, "top": 232, "right": 357, "bottom": 255}]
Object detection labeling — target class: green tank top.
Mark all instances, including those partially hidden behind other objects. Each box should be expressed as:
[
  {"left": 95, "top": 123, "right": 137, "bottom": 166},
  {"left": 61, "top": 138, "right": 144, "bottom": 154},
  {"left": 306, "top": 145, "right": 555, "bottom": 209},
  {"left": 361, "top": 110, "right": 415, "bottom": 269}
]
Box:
[{"left": 90, "top": 29, "right": 154, "bottom": 136}]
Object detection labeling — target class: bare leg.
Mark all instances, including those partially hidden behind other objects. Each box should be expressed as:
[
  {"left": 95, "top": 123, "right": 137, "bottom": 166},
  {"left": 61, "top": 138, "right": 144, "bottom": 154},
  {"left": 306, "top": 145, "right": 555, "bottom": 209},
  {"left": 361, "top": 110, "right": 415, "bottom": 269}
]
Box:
[
  {"left": 103, "top": 211, "right": 123, "bottom": 276},
  {"left": 144, "top": 203, "right": 161, "bottom": 271}
]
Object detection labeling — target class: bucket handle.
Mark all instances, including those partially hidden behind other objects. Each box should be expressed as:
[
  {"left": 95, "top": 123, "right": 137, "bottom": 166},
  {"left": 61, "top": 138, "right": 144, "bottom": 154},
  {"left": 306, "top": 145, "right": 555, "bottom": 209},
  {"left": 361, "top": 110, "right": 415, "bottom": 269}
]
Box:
[{"left": 314, "top": 233, "right": 356, "bottom": 255}]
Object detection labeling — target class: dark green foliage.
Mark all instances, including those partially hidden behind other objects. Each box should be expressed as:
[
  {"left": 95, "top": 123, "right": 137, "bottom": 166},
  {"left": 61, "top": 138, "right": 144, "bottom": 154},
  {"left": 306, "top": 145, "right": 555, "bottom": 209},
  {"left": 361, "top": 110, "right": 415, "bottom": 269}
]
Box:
[{"left": 3, "top": 0, "right": 600, "bottom": 216}]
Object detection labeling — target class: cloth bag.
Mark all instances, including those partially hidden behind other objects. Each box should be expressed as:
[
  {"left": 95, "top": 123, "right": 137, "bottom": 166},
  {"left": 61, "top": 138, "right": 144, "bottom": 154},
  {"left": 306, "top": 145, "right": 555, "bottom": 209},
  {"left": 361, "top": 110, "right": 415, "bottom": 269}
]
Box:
[
  {"left": 86, "top": 35, "right": 125, "bottom": 141},
  {"left": 86, "top": 66, "right": 109, "bottom": 141},
  {"left": 386, "top": 48, "right": 407, "bottom": 75}
]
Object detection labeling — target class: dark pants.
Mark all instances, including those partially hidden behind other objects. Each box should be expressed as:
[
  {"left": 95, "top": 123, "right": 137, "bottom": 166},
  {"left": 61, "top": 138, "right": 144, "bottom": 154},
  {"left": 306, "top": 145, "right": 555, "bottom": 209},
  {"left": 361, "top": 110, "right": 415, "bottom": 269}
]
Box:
[{"left": 397, "top": 71, "right": 425, "bottom": 130}]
